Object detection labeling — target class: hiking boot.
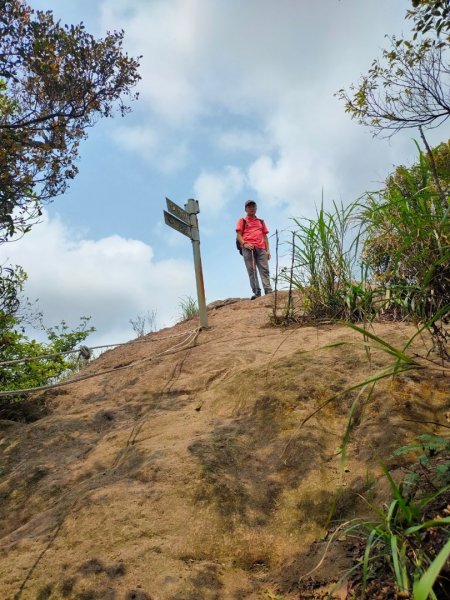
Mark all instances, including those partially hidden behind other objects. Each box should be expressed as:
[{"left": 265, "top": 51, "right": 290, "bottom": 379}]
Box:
[
  {"left": 264, "top": 289, "right": 273, "bottom": 295},
  {"left": 251, "top": 292, "right": 261, "bottom": 300}
]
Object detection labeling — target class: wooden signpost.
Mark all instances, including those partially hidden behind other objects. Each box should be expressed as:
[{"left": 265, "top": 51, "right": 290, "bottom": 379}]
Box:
[{"left": 163, "top": 198, "right": 208, "bottom": 328}]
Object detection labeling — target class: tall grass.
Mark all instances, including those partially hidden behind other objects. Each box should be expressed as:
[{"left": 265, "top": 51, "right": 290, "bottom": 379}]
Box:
[
  {"left": 285, "top": 144, "right": 449, "bottom": 356},
  {"left": 288, "top": 200, "right": 369, "bottom": 321}
]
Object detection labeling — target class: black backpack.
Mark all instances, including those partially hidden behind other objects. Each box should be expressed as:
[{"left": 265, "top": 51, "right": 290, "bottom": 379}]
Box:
[{"left": 236, "top": 217, "right": 265, "bottom": 254}]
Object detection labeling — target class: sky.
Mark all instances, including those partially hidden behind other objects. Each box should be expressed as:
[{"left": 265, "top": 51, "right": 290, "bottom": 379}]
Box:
[{"left": 1, "top": 0, "right": 449, "bottom": 346}]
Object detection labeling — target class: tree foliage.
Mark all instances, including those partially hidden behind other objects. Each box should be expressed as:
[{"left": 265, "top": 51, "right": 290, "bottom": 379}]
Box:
[
  {"left": 337, "top": 1, "right": 450, "bottom": 135},
  {"left": 407, "top": 0, "right": 450, "bottom": 39},
  {"left": 0, "top": 0, "right": 141, "bottom": 242},
  {"left": 0, "top": 263, "right": 25, "bottom": 316},
  {"left": 0, "top": 314, "right": 94, "bottom": 396},
  {"left": 337, "top": 41, "right": 450, "bottom": 135},
  {"left": 0, "top": 265, "right": 95, "bottom": 403}
]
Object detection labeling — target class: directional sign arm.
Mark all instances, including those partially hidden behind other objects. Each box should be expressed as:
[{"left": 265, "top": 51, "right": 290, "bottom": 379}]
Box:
[
  {"left": 163, "top": 211, "right": 192, "bottom": 238},
  {"left": 166, "top": 197, "right": 190, "bottom": 224}
]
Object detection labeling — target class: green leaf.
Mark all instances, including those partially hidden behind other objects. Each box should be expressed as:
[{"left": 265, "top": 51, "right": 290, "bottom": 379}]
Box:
[
  {"left": 413, "top": 537, "right": 450, "bottom": 600},
  {"left": 362, "top": 529, "right": 378, "bottom": 594},
  {"left": 405, "top": 516, "right": 450, "bottom": 535},
  {"left": 391, "top": 535, "right": 407, "bottom": 591}
]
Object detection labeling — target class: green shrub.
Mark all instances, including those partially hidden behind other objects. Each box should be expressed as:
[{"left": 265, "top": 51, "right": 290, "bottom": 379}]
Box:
[
  {"left": 361, "top": 143, "right": 450, "bottom": 324},
  {"left": 346, "top": 440, "right": 450, "bottom": 599},
  {"left": 0, "top": 314, "right": 94, "bottom": 401}
]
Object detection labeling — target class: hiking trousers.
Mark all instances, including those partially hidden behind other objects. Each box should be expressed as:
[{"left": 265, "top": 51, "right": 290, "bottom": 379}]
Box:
[{"left": 242, "top": 247, "right": 272, "bottom": 295}]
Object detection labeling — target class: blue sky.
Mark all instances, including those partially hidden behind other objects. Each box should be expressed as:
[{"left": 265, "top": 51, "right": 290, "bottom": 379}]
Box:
[{"left": 1, "top": 0, "right": 449, "bottom": 345}]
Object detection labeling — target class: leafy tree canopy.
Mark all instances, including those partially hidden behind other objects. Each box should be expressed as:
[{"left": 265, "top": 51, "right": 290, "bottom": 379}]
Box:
[
  {"left": 0, "top": 264, "right": 95, "bottom": 415},
  {"left": 337, "top": 0, "right": 450, "bottom": 136},
  {"left": 0, "top": 313, "right": 94, "bottom": 397},
  {"left": 408, "top": 0, "right": 450, "bottom": 39},
  {"left": 0, "top": 0, "right": 141, "bottom": 242},
  {"left": 0, "top": 263, "right": 25, "bottom": 316}
]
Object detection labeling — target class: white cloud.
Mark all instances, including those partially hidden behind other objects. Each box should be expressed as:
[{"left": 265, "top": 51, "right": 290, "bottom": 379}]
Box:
[
  {"left": 112, "top": 123, "right": 190, "bottom": 173},
  {"left": 99, "top": 0, "right": 409, "bottom": 124},
  {"left": 193, "top": 166, "right": 245, "bottom": 216},
  {"left": 215, "top": 128, "right": 271, "bottom": 154},
  {"left": 100, "top": 0, "right": 206, "bottom": 125},
  {"left": 99, "top": 0, "right": 425, "bottom": 212},
  {"left": 0, "top": 213, "right": 194, "bottom": 345}
]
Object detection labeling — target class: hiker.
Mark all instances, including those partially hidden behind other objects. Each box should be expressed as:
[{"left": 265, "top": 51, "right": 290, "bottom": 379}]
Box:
[{"left": 236, "top": 200, "right": 273, "bottom": 300}]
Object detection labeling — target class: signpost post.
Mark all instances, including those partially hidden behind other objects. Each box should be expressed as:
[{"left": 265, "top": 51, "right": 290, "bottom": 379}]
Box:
[{"left": 163, "top": 197, "right": 208, "bottom": 328}]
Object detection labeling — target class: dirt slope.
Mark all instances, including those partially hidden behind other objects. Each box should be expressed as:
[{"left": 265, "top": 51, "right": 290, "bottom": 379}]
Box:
[{"left": 0, "top": 295, "right": 448, "bottom": 600}]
